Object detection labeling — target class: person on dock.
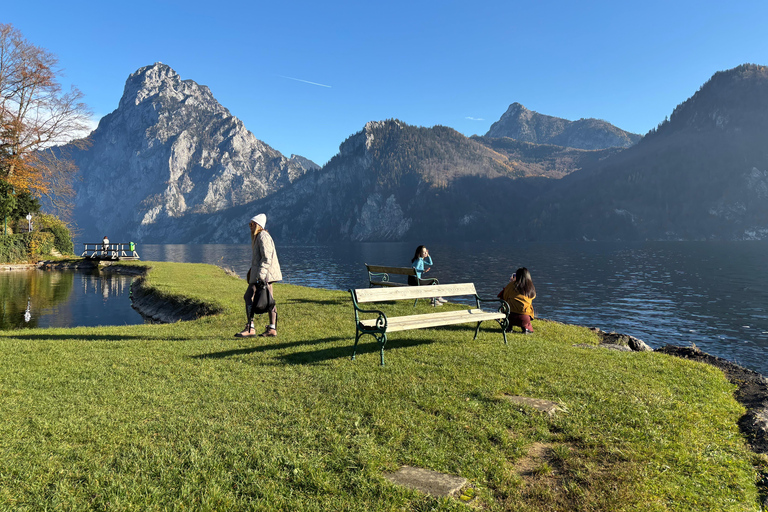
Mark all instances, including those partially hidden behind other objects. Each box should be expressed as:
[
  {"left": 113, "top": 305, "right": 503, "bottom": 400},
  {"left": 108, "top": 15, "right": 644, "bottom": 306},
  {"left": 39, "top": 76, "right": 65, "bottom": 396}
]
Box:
[
  {"left": 236, "top": 214, "right": 282, "bottom": 338},
  {"left": 499, "top": 267, "right": 536, "bottom": 333},
  {"left": 102, "top": 236, "right": 110, "bottom": 257},
  {"left": 410, "top": 245, "right": 446, "bottom": 306}
]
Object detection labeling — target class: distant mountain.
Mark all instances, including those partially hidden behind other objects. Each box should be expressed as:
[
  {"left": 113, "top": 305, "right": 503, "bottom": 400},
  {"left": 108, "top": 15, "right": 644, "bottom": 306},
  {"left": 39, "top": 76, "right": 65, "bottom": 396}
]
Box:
[
  {"left": 486, "top": 102, "right": 641, "bottom": 149},
  {"left": 471, "top": 136, "right": 622, "bottom": 179},
  {"left": 67, "top": 63, "right": 312, "bottom": 241},
  {"left": 530, "top": 64, "right": 768, "bottom": 241},
  {"left": 290, "top": 154, "right": 321, "bottom": 171},
  {"left": 143, "top": 120, "right": 553, "bottom": 242}
]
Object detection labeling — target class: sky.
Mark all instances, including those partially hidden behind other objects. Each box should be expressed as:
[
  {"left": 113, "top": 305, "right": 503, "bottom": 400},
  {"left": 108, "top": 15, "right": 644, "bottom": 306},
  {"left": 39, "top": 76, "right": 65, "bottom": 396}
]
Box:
[{"left": 4, "top": 0, "right": 768, "bottom": 166}]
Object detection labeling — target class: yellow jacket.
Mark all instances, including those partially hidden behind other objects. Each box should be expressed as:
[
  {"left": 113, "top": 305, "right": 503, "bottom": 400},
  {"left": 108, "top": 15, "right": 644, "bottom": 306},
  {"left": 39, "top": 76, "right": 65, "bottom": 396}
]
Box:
[{"left": 501, "top": 283, "right": 535, "bottom": 318}]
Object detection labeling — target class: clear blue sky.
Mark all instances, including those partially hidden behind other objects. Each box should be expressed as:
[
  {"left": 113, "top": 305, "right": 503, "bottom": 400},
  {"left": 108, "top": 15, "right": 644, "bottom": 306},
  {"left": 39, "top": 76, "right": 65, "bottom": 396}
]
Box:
[{"left": 5, "top": 0, "right": 767, "bottom": 165}]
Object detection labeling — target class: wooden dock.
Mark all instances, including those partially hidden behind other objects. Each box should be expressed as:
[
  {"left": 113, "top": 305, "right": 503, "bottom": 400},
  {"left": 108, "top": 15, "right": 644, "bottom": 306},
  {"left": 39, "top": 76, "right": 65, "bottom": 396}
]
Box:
[{"left": 81, "top": 242, "right": 140, "bottom": 261}]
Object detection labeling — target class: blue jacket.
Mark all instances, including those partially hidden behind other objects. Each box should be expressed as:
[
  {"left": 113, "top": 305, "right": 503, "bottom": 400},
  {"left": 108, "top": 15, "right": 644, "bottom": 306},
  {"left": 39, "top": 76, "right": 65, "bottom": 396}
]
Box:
[{"left": 412, "top": 255, "right": 433, "bottom": 279}]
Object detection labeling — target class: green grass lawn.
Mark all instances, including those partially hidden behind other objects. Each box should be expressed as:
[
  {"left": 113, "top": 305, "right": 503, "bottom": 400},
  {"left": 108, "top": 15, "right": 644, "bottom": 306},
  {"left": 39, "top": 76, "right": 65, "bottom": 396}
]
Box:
[{"left": 0, "top": 261, "right": 763, "bottom": 511}]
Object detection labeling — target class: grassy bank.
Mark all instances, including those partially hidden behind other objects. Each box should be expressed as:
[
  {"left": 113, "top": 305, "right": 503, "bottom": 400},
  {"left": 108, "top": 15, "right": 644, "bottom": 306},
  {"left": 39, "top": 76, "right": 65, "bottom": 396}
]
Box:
[{"left": 0, "top": 262, "right": 762, "bottom": 511}]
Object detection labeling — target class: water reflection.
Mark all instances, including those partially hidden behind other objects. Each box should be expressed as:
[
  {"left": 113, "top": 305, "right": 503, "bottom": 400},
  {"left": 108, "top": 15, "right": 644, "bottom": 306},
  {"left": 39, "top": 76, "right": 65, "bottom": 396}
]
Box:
[{"left": 0, "top": 270, "right": 144, "bottom": 329}]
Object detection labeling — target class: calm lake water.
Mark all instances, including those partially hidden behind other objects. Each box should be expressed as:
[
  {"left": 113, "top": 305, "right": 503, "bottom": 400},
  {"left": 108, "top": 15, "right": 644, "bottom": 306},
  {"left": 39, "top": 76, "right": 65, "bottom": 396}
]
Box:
[
  {"left": 141, "top": 241, "right": 768, "bottom": 375},
  {"left": 0, "top": 269, "right": 144, "bottom": 329}
]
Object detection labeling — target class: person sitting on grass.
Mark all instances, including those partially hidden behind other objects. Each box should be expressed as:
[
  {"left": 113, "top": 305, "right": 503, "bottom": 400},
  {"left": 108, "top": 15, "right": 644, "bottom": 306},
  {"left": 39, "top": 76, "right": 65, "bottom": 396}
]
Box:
[{"left": 499, "top": 267, "right": 536, "bottom": 333}]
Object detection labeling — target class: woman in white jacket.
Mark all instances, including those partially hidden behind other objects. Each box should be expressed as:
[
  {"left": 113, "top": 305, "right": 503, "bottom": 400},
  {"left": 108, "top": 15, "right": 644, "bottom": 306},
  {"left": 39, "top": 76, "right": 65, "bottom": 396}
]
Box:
[{"left": 236, "top": 213, "right": 283, "bottom": 337}]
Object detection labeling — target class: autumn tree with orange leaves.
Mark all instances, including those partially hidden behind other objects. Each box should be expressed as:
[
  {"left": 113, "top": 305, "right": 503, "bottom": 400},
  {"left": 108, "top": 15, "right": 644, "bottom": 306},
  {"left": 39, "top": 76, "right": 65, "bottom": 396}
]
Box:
[{"left": 0, "top": 23, "right": 91, "bottom": 229}]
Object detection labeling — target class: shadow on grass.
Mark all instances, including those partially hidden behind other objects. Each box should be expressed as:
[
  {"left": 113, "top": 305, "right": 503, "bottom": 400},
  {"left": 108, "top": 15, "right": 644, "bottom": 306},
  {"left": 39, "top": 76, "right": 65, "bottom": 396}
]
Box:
[
  {"left": 283, "top": 298, "right": 348, "bottom": 306},
  {"left": 277, "top": 336, "right": 437, "bottom": 365},
  {"left": 193, "top": 334, "right": 439, "bottom": 365},
  {"left": 192, "top": 336, "right": 347, "bottom": 359},
  {"left": 0, "top": 334, "right": 193, "bottom": 342}
]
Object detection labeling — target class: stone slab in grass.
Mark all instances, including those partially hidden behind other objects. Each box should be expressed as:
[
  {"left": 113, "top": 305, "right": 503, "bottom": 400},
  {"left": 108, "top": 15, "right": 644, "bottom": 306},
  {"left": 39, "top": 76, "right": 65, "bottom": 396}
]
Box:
[
  {"left": 504, "top": 395, "right": 563, "bottom": 416},
  {"left": 383, "top": 466, "right": 467, "bottom": 497}
]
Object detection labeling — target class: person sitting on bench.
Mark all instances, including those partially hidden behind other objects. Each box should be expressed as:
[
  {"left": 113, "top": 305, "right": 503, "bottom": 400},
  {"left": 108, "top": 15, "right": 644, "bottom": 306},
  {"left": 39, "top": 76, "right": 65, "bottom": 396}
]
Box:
[{"left": 409, "top": 245, "right": 446, "bottom": 305}]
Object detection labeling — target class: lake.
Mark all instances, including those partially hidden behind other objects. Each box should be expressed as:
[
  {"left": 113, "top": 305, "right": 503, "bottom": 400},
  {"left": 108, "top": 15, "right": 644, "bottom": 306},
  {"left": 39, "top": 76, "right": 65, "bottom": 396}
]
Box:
[
  {"left": 0, "top": 269, "right": 145, "bottom": 329},
  {"left": 140, "top": 241, "right": 768, "bottom": 375}
]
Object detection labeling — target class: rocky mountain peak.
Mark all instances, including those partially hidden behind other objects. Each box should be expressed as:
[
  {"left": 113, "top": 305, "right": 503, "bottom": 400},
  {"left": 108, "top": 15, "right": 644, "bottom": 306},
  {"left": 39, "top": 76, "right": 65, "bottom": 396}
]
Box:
[
  {"left": 486, "top": 103, "right": 640, "bottom": 150},
  {"left": 118, "top": 62, "right": 227, "bottom": 116},
  {"left": 68, "top": 63, "right": 308, "bottom": 241}
]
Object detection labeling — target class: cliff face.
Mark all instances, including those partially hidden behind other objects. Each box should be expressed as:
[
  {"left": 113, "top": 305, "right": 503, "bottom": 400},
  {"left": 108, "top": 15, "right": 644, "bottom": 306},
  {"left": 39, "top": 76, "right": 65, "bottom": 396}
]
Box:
[
  {"left": 69, "top": 63, "right": 310, "bottom": 241},
  {"left": 486, "top": 102, "right": 641, "bottom": 149}
]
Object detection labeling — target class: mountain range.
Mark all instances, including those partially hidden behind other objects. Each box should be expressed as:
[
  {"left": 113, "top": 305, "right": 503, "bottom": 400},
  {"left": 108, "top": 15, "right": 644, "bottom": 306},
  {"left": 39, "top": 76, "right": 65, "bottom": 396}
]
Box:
[{"left": 62, "top": 63, "right": 768, "bottom": 242}]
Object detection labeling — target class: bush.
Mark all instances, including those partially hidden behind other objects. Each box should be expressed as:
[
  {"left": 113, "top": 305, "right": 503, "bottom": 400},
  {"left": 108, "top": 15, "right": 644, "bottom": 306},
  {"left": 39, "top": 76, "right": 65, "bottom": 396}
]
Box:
[
  {"left": 35, "top": 214, "right": 74, "bottom": 255},
  {"left": 0, "top": 232, "right": 56, "bottom": 263},
  {"left": 0, "top": 235, "right": 28, "bottom": 263},
  {"left": 27, "top": 232, "right": 55, "bottom": 259}
]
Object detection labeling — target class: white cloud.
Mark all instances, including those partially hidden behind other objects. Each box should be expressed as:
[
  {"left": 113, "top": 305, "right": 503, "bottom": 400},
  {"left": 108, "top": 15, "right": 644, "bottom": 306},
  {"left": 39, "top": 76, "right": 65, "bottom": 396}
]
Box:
[{"left": 465, "top": 116, "right": 485, "bottom": 121}]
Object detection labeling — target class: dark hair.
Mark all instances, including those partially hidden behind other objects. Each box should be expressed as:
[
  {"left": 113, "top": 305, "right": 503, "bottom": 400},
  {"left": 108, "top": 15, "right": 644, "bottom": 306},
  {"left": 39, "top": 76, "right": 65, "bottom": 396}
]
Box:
[
  {"left": 411, "top": 245, "right": 426, "bottom": 263},
  {"left": 514, "top": 267, "right": 535, "bottom": 298}
]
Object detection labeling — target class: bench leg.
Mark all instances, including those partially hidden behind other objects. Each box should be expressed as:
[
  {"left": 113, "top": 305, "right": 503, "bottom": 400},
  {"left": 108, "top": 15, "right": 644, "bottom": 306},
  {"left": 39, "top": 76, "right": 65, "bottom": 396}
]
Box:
[
  {"left": 352, "top": 330, "right": 362, "bottom": 360},
  {"left": 473, "top": 321, "right": 482, "bottom": 340},
  {"left": 379, "top": 333, "right": 387, "bottom": 366},
  {"left": 499, "top": 318, "right": 509, "bottom": 344}
]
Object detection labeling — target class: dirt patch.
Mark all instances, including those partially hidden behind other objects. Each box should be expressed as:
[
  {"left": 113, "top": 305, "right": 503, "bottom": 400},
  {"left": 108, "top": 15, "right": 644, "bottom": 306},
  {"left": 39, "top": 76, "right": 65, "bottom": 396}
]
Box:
[
  {"left": 515, "top": 442, "right": 556, "bottom": 481},
  {"left": 656, "top": 345, "right": 768, "bottom": 454}
]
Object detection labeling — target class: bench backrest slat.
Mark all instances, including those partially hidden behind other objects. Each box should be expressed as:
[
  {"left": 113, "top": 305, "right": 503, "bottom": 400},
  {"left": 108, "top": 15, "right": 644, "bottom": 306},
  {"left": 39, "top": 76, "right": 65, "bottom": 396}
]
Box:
[
  {"left": 366, "top": 264, "right": 417, "bottom": 276},
  {"left": 353, "top": 283, "right": 477, "bottom": 303}
]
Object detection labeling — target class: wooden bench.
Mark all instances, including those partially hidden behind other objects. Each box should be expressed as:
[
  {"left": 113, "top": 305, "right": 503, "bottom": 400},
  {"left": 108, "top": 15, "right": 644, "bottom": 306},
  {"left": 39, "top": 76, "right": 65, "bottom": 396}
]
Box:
[
  {"left": 349, "top": 283, "right": 510, "bottom": 365},
  {"left": 365, "top": 263, "right": 438, "bottom": 306},
  {"left": 365, "top": 263, "right": 438, "bottom": 287}
]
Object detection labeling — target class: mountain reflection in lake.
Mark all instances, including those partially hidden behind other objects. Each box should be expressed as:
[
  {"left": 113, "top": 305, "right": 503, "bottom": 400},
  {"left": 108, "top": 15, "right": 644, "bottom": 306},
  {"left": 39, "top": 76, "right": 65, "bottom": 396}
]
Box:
[
  {"left": 141, "top": 241, "right": 768, "bottom": 375},
  {"left": 0, "top": 270, "right": 145, "bottom": 329}
]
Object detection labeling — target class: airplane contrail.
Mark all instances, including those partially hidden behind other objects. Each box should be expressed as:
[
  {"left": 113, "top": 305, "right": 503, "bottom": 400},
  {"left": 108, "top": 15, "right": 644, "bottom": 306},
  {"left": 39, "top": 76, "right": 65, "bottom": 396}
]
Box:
[{"left": 278, "top": 75, "right": 332, "bottom": 88}]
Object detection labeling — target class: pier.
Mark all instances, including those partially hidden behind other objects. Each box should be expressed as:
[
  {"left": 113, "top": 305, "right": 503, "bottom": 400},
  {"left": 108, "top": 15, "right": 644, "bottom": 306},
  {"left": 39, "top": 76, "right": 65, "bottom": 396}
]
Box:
[{"left": 81, "top": 242, "right": 140, "bottom": 261}]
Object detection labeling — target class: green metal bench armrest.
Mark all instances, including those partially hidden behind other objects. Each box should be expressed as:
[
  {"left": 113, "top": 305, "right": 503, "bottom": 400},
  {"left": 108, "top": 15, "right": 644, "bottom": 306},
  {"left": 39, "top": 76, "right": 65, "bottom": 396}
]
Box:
[
  {"left": 368, "top": 271, "right": 391, "bottom": 283},
  {"left": 475, "top": 296, "right": 510, "bottom": 315}
]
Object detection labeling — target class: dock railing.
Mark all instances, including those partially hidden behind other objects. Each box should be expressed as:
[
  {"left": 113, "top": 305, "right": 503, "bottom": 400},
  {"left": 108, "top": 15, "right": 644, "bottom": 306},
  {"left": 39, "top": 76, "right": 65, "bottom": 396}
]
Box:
[{"left": 81, "top": 242, "right": 140, "bottom": 260}]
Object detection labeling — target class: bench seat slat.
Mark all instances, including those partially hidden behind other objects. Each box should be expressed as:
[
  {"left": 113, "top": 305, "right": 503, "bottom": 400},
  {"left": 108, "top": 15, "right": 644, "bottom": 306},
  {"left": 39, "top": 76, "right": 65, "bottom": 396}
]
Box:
[
  {"left": 360, "top": 309, "right": 504, "bottom": 332},
  {"left": 354, "top": 283, "right": 477, "bottom": 303}
]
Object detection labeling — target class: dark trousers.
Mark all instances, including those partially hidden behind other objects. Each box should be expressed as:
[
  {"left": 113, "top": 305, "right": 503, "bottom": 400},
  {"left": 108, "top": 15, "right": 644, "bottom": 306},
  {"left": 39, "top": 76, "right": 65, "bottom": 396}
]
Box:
[
  {"left": 408, "top": 276, "right": 438, "bottom": 286},
  {"left": 506, "top": 313, "right": 533, "bottom": 332},
  {"left": 244, "top": 282, "right": 277, "bottom": 327}
]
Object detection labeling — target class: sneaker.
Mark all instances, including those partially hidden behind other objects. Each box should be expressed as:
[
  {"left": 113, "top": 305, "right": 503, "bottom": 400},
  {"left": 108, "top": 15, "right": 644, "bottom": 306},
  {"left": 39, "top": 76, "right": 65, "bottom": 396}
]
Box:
[
  {"left": 258, "top": 327, "right": 277, "bottom": 337},
  {"left": 235, "top": 323, "right": 256, "bottom": 337},
  {"left": 522, "top": 329, "right": 534, "bottom": 334},
  {"left": 431, "top": 299, "right": 443, "bottom": 307},
  {"left": 436, "top": 297, "right": 448, "bottom": 304}
]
